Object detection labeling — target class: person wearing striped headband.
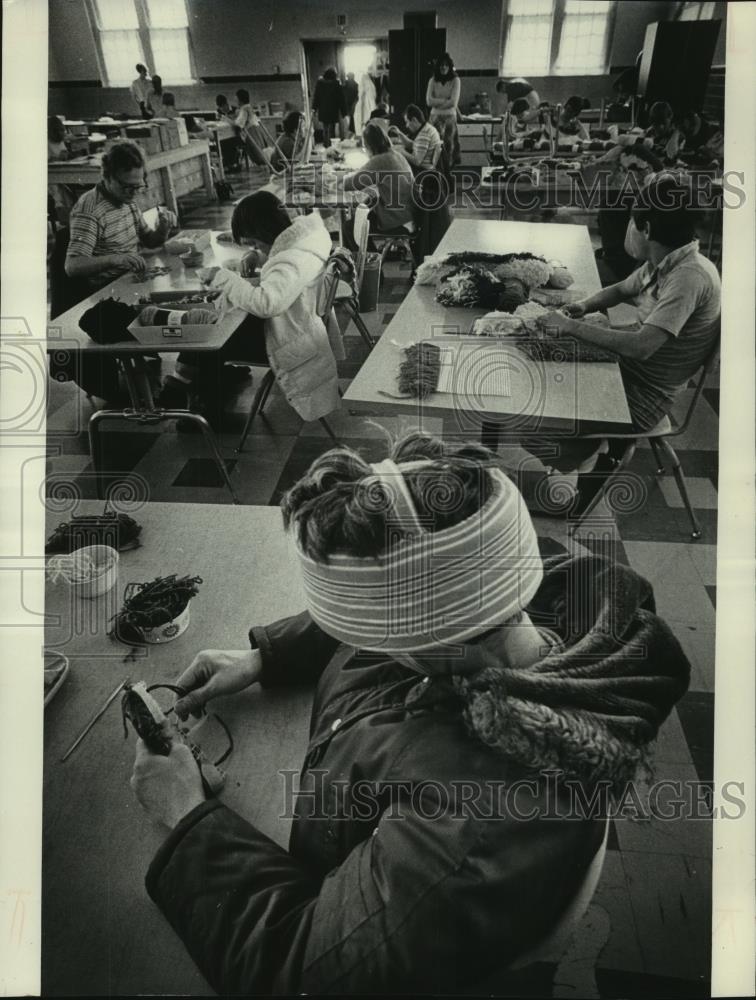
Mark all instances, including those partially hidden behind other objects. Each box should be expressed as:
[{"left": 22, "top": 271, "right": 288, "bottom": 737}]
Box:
[{"left": 132, "top": 431, "right": 690, "bottom": 995}]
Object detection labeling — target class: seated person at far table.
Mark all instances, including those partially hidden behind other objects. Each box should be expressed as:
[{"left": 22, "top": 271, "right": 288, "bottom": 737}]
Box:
[
  {"left": 388, "top": 104, "right": 442, "bottom": 171},
  {"left": 679, "top": 109, "right": 724, "bottom": 165},
  {"left": 48, "top": 115, "right": 77, "bottom": 225},
  {"left": 159, "top": 191, "right": 343, "bottom": 427},
  {"left": 557, "top": 96, "right": 591, "bottom": 141},
  {"left": 65, "top": 140, "right": 177, "bottom": 289},
  {"left": 496, "top": 76, "right": 541, "bottom": 122},
  {"left": 158, "top": 91, "right": 180, "bottom": 119},
  {"left": 269, "top": 110, "right": 303, "bottom": 172},
  {"left": 520, "top": 175, "right": 720, "bottom": 513},
  {"left": 644, "top": 101, "right": 685, "bottom": 163},
  {"left": 130, "top": 431, "right": 690, "bottom": 995},
  {"left": 341, "top": 120, "right": 414, "bottom": 236}
]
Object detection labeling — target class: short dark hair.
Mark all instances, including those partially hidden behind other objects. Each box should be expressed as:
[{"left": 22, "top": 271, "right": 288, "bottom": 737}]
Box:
[
  {"left": 404, "top": 103, "right": 425, "bottom": 124},
  {"left": 135, "top": 64, "right": 147, "bottom": 74},
  {"left": 282, "top": 110, "right": 303, "bottom": 134},
  {"left": 323, "top": 67, "right": 338, "bottom": 81},
  {"left": 363, "top": 121, "right": 391, "bottom": 155},
  {"left": 564, "top": 95, "right": 589, "bottom": 116},
  {"left": 236, "top": 89, "right": 250, "bottom": 105},
  {"left": 231, "top": 191, "right": 292, "bottom": 246},
  {"left": 631, "top": 175, "right": 701, "bottom": 247},
  {"left": 151, "top": 74, "right": 162, "bottom": 96},
  {"left": 216, "top": 94, "right": 229, "bottom": 106},
  {"left": 649, "top": 101, "right": 673, "bottom": 124},
  {"left": 162, "top": 91, "right": 175, "bottom": 107},
  {"left": 102, "top": 140, "right": 146, "bottom": 178},
  {"left": 510, "top": 98, "right": 529, "bottom": 117}
]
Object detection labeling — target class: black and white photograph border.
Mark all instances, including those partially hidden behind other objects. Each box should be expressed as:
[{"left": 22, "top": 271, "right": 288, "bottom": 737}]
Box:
[{"left": 0, "top": 0, "right": 754, "bottom": 996}]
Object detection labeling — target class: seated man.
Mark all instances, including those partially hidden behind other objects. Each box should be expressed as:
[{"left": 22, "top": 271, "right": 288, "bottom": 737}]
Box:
[
  {"left": 130, "top": 431, "right": 690, "bottom": 994},
  {"left": 519, "top": 175, "right": 720, "bottom": 511},
  {"left": 389, "top": 104, "right": 442, "bottom": 171},
  {"left": 65, "top": 140, "right": 177, "bottom": 289}
]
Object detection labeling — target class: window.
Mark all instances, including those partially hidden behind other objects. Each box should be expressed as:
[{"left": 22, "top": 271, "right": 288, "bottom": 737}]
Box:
[
  {"left": 91, "top": 0, "right": 195, "bottom": 86},
  {"left": 501, "top": 0, "right": 615, "bottom": 76},
  {"left": 679, "top": 2, "right": 716, "bottom": 20}
]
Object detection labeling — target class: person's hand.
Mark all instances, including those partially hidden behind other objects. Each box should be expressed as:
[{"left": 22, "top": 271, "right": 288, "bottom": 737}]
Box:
[
  {"left": 113, "top": 252, "right": 147, "bottom": 277},
  {"left": 240, "top": 248, "right": 264, "bottom": 277},
  {"left": 538, "top": 310, "right": 574, "bottom": 338},
  {"left": 197, "top": 266, "right": 220, "bottom": 286},
  {"left": 174, "top": 648, "right": 262, "bottom": 721},
  {"left": 131, "top": 735, "right": 205, "bottom": 829},
  {"left": 156, "top": 207, "right": 178, "bottom": 233},
  {"left": 562, "top": 301, "right": 588, "bottom": 319}
]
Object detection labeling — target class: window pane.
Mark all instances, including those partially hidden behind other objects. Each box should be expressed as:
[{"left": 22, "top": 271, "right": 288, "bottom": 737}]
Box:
[
  {"left": 564, "top": 0, "right": 612, "bottom": 12},
  {"left": 100, "top": 29, "right": 144, "bottom": 84},
  {"left": 503, "top": 14, "right": 553, "bottom": 75},
  {"left": 149, "top": 28, "right": 193, "bottom": 82},
  {"left": 145, "top": 0, "right": 189, "bottom": 28},
  {"left": 699, "top": 1, "right": 715, "bottom": 17},
  {"left": 509, "top": 0, "right": 553, "bottom": 14},
  {"left": 679, "top": 3, "right": 701, "bottom": 18},
  {"left": 95, "top": 0, "right": 138, "bottom": 29},
  {"left": 555, "top": 12, "right": 609, "bottom": 72}
]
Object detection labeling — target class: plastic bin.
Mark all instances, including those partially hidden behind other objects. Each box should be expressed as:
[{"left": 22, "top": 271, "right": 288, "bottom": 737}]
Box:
[{"left": 359, "top": 252, "right": 382, "bottom": 312}]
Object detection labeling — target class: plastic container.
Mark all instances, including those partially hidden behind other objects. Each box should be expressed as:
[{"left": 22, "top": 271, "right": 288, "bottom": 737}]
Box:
[
  {"left": 358, "top": 252, "right": 382, "bottom": 312},
  {"left": 47, "top": 545, "right": 119, "bottom": 599},
  {"left": 141, "top": 604, "right": 191, "bottom": 644}
]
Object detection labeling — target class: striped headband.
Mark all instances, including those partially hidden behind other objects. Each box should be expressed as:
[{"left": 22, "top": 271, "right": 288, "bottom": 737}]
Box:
[{"left": 293, "top": 461, "right": 543, "bottom": 654}]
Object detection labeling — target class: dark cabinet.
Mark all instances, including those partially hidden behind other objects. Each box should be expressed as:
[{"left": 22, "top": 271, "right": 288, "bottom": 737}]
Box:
[
  {"left": 638, "top": 20, "right": 722, "bottom": 111},
  {"left": 388, "top": 26, "right": 447, "bottom": 121}
]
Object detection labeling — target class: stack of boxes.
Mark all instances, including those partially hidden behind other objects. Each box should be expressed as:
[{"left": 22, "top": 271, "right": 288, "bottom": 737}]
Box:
[{"left": 124, "top": 118, "right": 189, "bottom": 157}]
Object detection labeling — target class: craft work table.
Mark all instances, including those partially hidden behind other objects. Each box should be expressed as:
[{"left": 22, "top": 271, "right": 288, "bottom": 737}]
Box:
[
  {"left": 42, "top": 501, "right": 313, "bottom": 996},
  {"left": 48, "top": 140, "right": 214, "bottom": 216},
  {"left": 343, "top": 219, "right": 633, "bottom": 438}
]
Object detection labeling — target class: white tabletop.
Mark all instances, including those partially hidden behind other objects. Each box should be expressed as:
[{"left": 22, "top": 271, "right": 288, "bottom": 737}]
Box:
[
  {"left": 344, "top": 219, "right": 632, "bottom": 429},
  {"left": 47, "top": 230, "right": 249, "bottom": 355},
  {"left": 43, "top": 501, "right": 312, "bottom": 996}
]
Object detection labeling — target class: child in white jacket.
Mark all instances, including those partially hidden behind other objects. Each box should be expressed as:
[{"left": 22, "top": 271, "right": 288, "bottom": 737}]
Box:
[{"left": 161, "top": 193, "right": 343, "bottom": 425}]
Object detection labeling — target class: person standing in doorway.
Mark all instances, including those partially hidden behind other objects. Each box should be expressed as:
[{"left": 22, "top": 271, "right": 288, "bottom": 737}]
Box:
[
  {"left": 343, "top": 72, "right": 359, "bottom": 135},
  {"left": 426, "top": 53, "right": 460, "bottom": 166},
  {"left": 131, "top": 64, "right": 152, "bottom": 118},
  {"left": 312, "top": 68, "right": 347, "bottom": 147}
]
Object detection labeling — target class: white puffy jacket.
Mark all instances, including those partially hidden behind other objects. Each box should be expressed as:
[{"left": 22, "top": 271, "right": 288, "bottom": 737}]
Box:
[{"left": 211, "top": 213, "right": 343, "bottom": 422}]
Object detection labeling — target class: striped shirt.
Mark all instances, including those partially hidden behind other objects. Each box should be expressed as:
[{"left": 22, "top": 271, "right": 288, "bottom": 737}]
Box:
[
  {"left": 412, "top": 122, "right": 442, "bottom": 169},
  {"left": 67, "top": 183, "right": 148, "bottom": 286},
  {"left": 619, "top": 241, "right": 720, "bottom": 428}
]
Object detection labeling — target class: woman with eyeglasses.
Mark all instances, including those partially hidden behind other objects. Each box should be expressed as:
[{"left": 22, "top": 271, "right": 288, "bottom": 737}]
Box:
[{"left": 65, "top": 140, "right": 177, "bottom": 288}]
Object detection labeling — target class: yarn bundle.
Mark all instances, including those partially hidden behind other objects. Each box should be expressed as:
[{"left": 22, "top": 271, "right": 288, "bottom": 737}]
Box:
[
  {"left": 138, "top": 305, "right": 218, "bottom": 326},
  {"left": 79, "top": 298, "right": 140, "bottom": 344},
  {"left": 416, "top": 251, "right": 573, "bottom": 309}
]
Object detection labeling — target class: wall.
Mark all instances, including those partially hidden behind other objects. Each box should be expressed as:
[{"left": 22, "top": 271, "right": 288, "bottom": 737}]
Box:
[{"left": 47, "top": 0, "right": 725, "bottom": 118}]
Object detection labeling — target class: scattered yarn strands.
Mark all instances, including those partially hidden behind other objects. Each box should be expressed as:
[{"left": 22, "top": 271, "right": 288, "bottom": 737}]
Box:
[
  {"left": 132, "top": 265, "right": 172, "bottom": 282},
  {"left": 108, "top": 573, "right": 203, "bottom": 645}
]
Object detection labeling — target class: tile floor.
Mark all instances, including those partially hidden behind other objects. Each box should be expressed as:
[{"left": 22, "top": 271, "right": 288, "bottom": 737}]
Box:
[{"left": 45, "top": 168, "right": 718, "bottom": 998}]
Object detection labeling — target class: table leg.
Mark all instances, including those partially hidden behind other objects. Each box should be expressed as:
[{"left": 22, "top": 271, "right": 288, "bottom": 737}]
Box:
[
  {"left": 200, "top": 151, "right": 215, "bottom": 200},
  {"left": 214, "top": 136, "right": 226, "bottom": 181},
  {"left": 162, "top": 165, "right": 178, "bottom": 217},
  {"left": 480, "top": 420, "right": 501, "bottom": 451}
]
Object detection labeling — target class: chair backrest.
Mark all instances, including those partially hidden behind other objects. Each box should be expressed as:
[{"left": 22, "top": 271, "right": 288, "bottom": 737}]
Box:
[
  {"left": 352, "top": 203, "right": 371, "bottom": 290},
  {"left": 670, "top": 328, "right": 721, "bottom": 438},
  {"left": 317, "top": 255, "right": 342, "bottom": 321},
  {"left": 49, "top": 227, "right": 91, "bottom": 319},
  {"left": 508, "top": 818, "right": 609, "bottom": 971}
]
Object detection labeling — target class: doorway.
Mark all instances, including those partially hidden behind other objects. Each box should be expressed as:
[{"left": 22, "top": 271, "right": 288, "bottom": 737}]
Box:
[{"left": 299, "top": 39, "right": 386, "bottom": 110}]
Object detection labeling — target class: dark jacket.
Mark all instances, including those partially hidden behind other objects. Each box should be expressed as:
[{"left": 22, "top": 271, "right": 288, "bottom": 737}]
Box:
[
  {"left": 145, "top": 553, "right": 689, "bottom": 995},
  {"left": 312, "top": 77, "right": 347, "bottom": 125}
]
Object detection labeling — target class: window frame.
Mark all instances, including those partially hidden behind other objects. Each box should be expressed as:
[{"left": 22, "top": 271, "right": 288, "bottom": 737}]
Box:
[
  {"left": 86, "top": 0, "right": 197, "bottom": 88},
  {"left": 500, "top": 0, "right": 618, "bottom": 77}
]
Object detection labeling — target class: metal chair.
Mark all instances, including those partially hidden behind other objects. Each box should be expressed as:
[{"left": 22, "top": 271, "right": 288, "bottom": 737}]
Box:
[
  {"left": 232, "top": 255, "right": 343, "bottom": 453},
  {"left": 333, "top": 204, "right": 376, "bottom": 351},
  {"left": 569, "top": 335, "right": 720, "bottom": 540}
]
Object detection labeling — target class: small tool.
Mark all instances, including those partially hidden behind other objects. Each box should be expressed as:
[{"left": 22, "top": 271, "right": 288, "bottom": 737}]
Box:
[{"left": 61, "top": 678, "right": 130, "bottom": 762}]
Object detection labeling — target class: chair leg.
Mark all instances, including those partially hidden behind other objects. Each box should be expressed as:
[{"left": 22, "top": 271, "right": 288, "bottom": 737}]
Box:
[
  {"left": 319, "top": 417, "right": 338, "bottom": 444},
  {"left": 258, "top": 370, "right": 276, "bottom": 414},
  {"left": 189, "top": 413, "right": 240, "bottom": 504},
  {"left": 345, "top": 299, "right": 375, "bottom": 349},
  {"left": 648, "top": 437, "right": 665, "bottom": 474},
  {"left": 659, "top": 439, "right": 702, "bottom": 539},
  {"left": 236, "top": 370, "right": 274, "bottom": 454}
]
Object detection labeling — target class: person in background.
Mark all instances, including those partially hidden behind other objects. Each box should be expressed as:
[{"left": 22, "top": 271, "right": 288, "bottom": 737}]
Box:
[
  {"left": 216, "top": 94, "right": 234, "bottom": 119},
  {"left": 389, "top": 105, "right": 442, "bottom": 171},
  {"left": 341, "top": 120, "right": 414, "bottom": 236},
  {"left": 426, "top": 52, "right": 461, "bottom": 165},
  {"left": 496, "top": 77, "right": 541, "bottom": 122},
  {"left": 131, "top": 64, "right": 152, "bottom": 118},
  {"left": 269, "top": 110, "right": 303, "bottom": 172},
  {"left": 558, "top": 96, "right": 591, "bottom": 141},
  {"left": 355, "top": 67, "right": 376, "bottom": 133},
  {"left": 520, "top": 175, "right": 720, "bottom": 514},
  {"left": 679, "top": 109, "right": 724, "bottom": 164},
  {"left": 47, "top": 115, "right": 69, "bottom": 161},
  {"left": 159, "top": 191, "right": 342, "bottom": 426},
  {"left": 147, "top": 74, "right": 163, "bottom": 117},
  {"left": 130, "top": 428, "right": 690, "bottom": 995},
  {"left": 343, "top": 71, "right": 359, "bottom": 135},
  {"left": 233, "top": 89, "right": 260, "bottom": 131},
  {"left": 312, "top": 68, "right": 347, "bottom": 147},
  {"left": 159, "top": 92, "right": 180, "bottom": 120},
  {"left": 65, "top": 140, "right": 177, "bottom": 288},
  {"left": 644, "top": 101, "right": 684, "bottom": 163},
  {"left": 48, "top": 115, "right": 76, "bottom": 226}
]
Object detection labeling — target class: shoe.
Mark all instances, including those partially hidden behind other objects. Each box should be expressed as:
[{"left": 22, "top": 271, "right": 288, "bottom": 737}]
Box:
[{"left": 158, "top": 376, "right": 192, "bottom": 410}]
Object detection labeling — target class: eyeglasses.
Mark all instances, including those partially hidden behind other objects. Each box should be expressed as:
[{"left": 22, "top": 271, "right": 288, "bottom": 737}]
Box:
[{"left": 115, "top": 176, "right": 146, "bottom": 194}]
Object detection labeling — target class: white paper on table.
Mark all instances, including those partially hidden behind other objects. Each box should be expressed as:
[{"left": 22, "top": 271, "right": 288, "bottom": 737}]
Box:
[{"left": 436, "top": 343, "right": 512, "bottom": 397}]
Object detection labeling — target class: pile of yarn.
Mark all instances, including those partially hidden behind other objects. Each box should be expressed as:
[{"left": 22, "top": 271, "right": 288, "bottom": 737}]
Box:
[
  {"left": 496, "top": 277, "right": 528, "bottom": 313},
  {"left": 138, "top": 305, "right": 218, "bottom": 326}
]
